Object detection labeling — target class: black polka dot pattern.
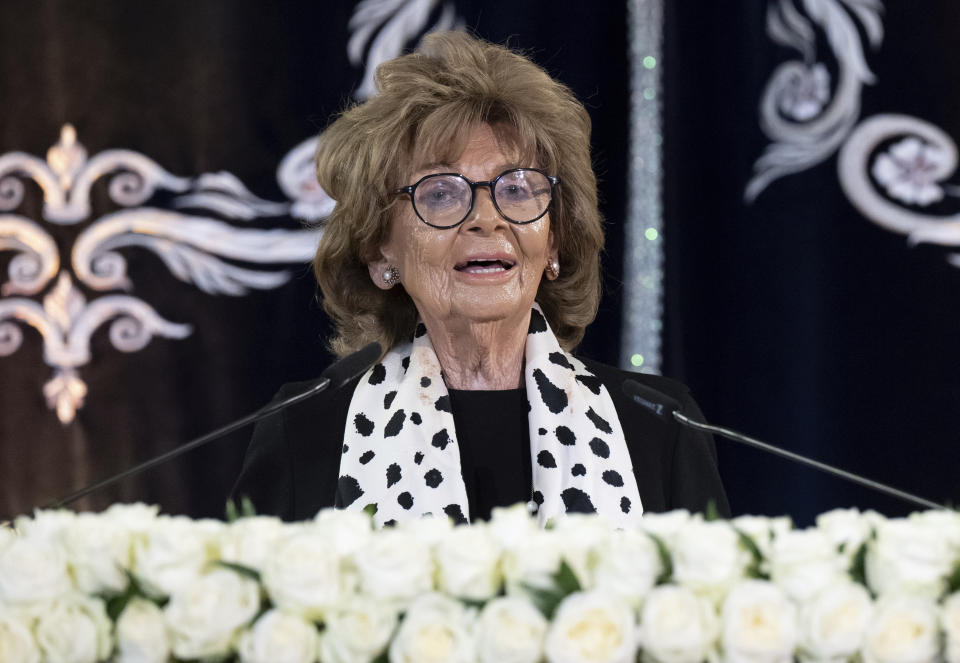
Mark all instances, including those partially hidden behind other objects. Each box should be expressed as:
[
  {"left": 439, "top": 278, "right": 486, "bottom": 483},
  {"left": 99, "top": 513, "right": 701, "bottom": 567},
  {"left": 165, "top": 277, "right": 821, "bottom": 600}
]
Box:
[
  {"left": 528, "top": 309, "right": 548, "bottom": 333},
  {"left": 339, "top": 306, "right": 642, "bottom": 527},
  {"left": 384, "top": 391, "right": 397, "bottom": 409},
  {"left": 368, "top": 363, "right": 386, "bottom": 385},
  {"left": 424, "top": 469, "right": 443, "bottom": 488},
  {"left": 354, "top": 413, "right": 374, "bottom": 437},
  {"left": 533, "top": 368, "right": 568, "bottom": 414},
  {"left": 575, "top": 374, "right": 602, "bottom": 395},
  {"left": 589, "top": 437, "right": 610, "bottom": 459},
  {"left": 336, "top": 475, "right": 363, "bottom": 508},
  {"left": 537, "top": 450, "right": 557, "bottom": 468},
  {"left": 548, "top": 352, "right": 574, "bottom": 370},
  {"left": 561, "top": 487, "right": 596, "bottom": 514},
  {"left": 386, "top": 463, "right": 402, "bottom": 488},
  {"left": 383, "top": 409, "right": 406, "bottom": 437},
  {"left": 556, "top": 426, "right": 576, "bottom": 446},
  {"left": 602, "top": 470, "right": 624, "bottom": 487},
  {"left": 431, "top": 429, "right": 452, "bottom": 450},
  {"left": 586, "top": 407, "right": 613, "bottom": 434}
]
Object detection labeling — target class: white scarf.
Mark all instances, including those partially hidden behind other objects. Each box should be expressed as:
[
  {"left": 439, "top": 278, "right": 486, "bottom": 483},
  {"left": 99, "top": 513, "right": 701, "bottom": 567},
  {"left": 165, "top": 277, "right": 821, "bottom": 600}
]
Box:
[{"left": 336, "top": 305, "right": 642, "bottom": 527}]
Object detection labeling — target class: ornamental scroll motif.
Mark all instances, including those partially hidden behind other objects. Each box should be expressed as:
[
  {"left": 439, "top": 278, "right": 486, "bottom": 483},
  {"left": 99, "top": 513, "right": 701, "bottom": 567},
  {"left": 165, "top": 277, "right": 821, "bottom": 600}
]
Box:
[
  {"left": 0, "top": 125, "right": 322, "bottom": 424},
  {"left": 749, "top": 1, "right": 960, "bottom": 269}
]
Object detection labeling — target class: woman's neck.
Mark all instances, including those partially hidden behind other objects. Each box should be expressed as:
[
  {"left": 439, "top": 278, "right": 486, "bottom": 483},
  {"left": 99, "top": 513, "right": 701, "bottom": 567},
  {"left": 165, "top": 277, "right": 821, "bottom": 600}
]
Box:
[{"left": 424, "top": 313, "right": 530, "bottom": 390}]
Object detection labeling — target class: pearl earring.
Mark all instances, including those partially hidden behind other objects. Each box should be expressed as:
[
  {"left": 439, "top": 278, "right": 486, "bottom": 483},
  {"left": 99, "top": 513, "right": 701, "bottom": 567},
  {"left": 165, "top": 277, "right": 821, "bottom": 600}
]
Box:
[
  {"left": 382, "top": 266, "right": 400, "bottom": 287},
  {"left": 546, "top": 259, "right": 560, "bottom": 279}
]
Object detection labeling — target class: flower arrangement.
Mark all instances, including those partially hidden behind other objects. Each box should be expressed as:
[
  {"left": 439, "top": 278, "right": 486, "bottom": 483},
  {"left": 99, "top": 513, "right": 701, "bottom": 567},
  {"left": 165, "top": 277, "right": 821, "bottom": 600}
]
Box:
[{"left": 1, "top": 503, "right": 959, "bottom": 663}]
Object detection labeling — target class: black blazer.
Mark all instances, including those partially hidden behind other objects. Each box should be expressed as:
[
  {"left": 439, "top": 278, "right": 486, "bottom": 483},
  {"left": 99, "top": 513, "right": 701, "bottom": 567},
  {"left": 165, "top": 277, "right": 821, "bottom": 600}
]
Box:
[{"left": 232, "top": 357, "right": 729, "bottom": 521}]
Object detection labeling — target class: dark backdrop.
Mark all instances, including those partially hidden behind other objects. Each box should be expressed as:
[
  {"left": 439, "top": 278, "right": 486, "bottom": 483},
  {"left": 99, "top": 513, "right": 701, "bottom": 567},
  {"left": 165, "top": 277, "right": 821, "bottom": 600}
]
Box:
[{"left": 2, "top": 1, "right": 956, "bottom": 525}]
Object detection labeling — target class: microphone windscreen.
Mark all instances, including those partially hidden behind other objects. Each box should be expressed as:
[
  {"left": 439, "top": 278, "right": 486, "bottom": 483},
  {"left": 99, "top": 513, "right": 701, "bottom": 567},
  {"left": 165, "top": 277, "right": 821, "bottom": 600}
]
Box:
[
  {"left": 321, "top": 342, "right": 382, "bottom": 389},
  {"left": 621, "top": 379, "right": 682, "bottom": 421}
]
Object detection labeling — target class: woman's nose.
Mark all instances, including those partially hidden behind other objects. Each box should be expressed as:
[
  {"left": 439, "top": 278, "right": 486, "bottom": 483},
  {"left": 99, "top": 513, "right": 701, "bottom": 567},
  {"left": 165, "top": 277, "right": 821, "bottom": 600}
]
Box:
[{"left": 463, "top": 187, "right": 508, "bottom": 232}]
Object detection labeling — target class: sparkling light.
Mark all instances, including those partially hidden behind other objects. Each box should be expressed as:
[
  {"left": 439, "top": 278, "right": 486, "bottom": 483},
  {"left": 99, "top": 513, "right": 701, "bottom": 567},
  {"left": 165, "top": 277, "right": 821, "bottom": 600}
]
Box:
[
  {"left": 631, "top": 354, "right": 645, "bottom": 367},
  {"left": 643, "top": 56, "right": 657, "bottom": 69},
  {"left": 644, "top": 228, "right": 659, "bottom": 241}
]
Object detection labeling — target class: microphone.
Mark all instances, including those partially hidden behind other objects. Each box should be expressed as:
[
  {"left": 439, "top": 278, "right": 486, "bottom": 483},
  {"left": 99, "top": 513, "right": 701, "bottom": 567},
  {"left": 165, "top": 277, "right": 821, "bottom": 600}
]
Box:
[
  {"left": 621, "top": 378, "right": 943, "bottom": 511},
  {"left": 46, "top": 342, "right": 382, "bottom": 511}
]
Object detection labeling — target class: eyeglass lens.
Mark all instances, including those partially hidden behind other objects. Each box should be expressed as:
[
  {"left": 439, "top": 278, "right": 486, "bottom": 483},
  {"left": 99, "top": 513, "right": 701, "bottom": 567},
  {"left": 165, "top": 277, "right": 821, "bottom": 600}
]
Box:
[{"left": 412, "top": 169, "right": 552, "bottom": 227}]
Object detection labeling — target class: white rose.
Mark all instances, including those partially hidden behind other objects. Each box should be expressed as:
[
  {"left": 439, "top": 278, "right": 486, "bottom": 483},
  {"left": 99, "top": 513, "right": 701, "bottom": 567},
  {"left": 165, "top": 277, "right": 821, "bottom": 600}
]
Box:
[
  {"left": 866, "top": 518, "right": 952, "bottom": 599},
  {"left": 721, "top": 580, "right": 797, "bottom": 663},
  {"left": 641, "top": 510, "right": 692, "bottom": 546},
  {"left": 34, "top": 594, "right": 112, "bottom": 663},
  {"left": 220, "top": 516, "right": 286, "bottom": 572},
  {"left": 911, "top": 510, "right": 960, "bottom": 554},
  {"left": 0, "top": 536, "right": 72, "bottom": 604},
  {"left": 63, "top": 511, "right": 132, "bottom": 595},
  {"left": 545, "top": 590, "right": 636, "bottom": 663},
  {"left": 502, "top": 529, "right": 563, "bottom": 595},
  {"left": 861, "top": 595, "right": 938, "bottom": 663},
  {"left": 639, "top": 584, "right": 719, "bottom": 663},
  {"left": 733, "top": 515, "right": 792, "bottom": 559},
  {"left": 262, "top": 528, "right": 345, "bottom": 619},
  {"left": 673, "top": 520, "right": 749, "bottom": 604},
  {"left": 475, "top": 596, "right": 547, "bottom": 663},
  {"left": 798, "top": 581, "right": 872, "bottom": 663},
  {"left": 102, "top": 502, "right": 160, "bottom": 528},
  {"left": 769, "top": 529, "right": 845, "bottom": 604},
  {"left": 0, "top": 525, "right": 16, "bottom": 555},
  {"left": 237, "top": 609, "right": 319, "bottom": 663},
  {"left": 942, "top": 591, "right": 960, "bottom": 663},
  {"left": 164, "top": 568, "right": 260, "bottom": 660},
  {"left": 353, "top": 529, "right": 433, "bottom": 605},
  {"left": 132, "top": 515, "right": 219, "bottom": 597},
  {"left": 313, "top": 509, "right": 374, "bottom": 557},
  {"left": 0, "top": 610, "right": 41, "bottom": 663},
  {"left": 319, "top": 596, "right": 398, "bottom": 663},
  {"left": 553, "top": 515, "right": 616, "bottom": 589},
  {"left": 488, "top": 503, "right": 538, "bottom": 550},
  {"left": 816, "top": 508, "right": 871, "bottom": 560},
  {"left": 591, "top": 528, "right": 662, "bottom": 606},
  {"left": 14, "top": 509, "right": 75, "bottom": 542},
  {"left": 435, "top": 523, "right": 502, "bottom": 600},
  {"left": 388, "top": 593, "right": 475, "bottom": 663},
  {"left": 114, "top": 598, "right": 170, "bottom": 663},
  {"left": 398, "top": 514, "right": 454, "bottom": 546}
]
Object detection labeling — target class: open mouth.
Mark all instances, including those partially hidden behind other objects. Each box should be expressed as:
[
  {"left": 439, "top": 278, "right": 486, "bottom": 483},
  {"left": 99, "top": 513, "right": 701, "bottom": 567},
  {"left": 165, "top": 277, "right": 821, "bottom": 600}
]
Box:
[{"left": 454, "top": 259, "right": 516, "bottom": 274}]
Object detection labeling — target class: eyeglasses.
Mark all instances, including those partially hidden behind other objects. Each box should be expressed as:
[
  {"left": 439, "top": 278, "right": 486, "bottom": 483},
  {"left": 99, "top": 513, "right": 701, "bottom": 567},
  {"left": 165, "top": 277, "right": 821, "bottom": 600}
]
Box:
[{"left": 396, "top": 168, "right": 561, "bottom": 229}]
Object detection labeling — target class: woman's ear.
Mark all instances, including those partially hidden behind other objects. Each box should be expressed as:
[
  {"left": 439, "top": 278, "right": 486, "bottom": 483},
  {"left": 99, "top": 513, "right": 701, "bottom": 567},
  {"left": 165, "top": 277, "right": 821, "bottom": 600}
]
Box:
[
  {"left": 367, "top": 243, "right": 401, "bottom": 290},
  {"left": 545, "top": 229, "right": 560, "bottom": 281}
]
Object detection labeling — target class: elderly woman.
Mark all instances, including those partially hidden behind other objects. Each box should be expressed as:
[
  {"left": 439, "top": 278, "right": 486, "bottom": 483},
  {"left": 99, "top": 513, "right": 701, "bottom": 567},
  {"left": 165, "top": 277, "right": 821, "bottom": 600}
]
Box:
[{"left": 233, "top": 32, "right": 727, "bottom": 526}]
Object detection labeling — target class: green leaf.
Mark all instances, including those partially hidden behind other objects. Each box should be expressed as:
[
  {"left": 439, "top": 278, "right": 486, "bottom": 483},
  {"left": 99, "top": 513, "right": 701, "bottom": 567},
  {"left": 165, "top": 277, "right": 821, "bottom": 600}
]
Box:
[
  {"left": 519, "top": 582, "right": 566, "bottom": 620},
  {"left": 364, "top": 503, "right": 379, "bottom": 519},
  {"left": 947, "top": 559, "right": 960, "bottom": 595},
  {"left": 555, "top": 560, "right": 582, "bottom": 595},
  {"left": 849, "top": 541, "right": 868, "bottom": 587},
  {"left": 734, "top": 528, "right": 768, "bottom": 580},
  {"left": 225, "top": 496, "right": 257, "bottom": 523},
  {"left": 646, "top": 532, "right": 673, "bottom": 585},
  {"left": 212, "top": 560, "right": 262, "bottom": 583},
  {"left": 704, "top": 500, "right": 720, "bottom": 522}
]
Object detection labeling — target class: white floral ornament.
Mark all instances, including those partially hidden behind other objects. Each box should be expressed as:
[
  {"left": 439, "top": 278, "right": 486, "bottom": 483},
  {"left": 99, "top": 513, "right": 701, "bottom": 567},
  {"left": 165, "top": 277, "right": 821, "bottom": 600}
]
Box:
[{"left": 872, "top": 137, "right": 950, "bottom": 206}]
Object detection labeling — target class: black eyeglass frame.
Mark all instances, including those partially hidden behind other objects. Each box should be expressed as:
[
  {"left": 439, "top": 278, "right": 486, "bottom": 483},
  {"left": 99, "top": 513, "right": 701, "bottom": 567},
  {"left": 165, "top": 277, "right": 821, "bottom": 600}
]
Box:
[{"left": 395, "top": 167, "right": 561, "bottom": 229}]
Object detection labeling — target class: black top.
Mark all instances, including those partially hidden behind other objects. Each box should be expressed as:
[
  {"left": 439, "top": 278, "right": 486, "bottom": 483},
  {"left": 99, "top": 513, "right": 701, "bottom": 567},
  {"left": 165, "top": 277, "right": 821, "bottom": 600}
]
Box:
[
  {"left": 447, "top": 388, "right": 532, "bottom": 522},
  {"left": 231, "top": 357, "right": 730, "bottom": 521}
]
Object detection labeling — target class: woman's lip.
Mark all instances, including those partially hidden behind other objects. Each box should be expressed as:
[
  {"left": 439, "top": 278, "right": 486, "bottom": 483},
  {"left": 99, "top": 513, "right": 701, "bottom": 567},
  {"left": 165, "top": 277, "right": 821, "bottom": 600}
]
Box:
[{"left": 452, "top": 263, "right": 517, "bottom": 281}]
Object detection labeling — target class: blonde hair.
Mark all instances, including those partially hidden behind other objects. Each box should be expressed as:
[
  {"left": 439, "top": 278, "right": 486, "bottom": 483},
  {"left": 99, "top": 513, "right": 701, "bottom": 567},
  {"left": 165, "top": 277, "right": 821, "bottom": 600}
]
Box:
[{"left": 314, "top": 31, "right": 604, "bottom": 356}]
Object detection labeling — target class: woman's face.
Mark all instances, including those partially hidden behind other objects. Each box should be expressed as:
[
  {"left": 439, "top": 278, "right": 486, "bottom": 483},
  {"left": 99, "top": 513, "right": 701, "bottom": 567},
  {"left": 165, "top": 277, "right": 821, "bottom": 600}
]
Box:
[{"left": 371, "top": 123, "right": 558, "bottom": 332}]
